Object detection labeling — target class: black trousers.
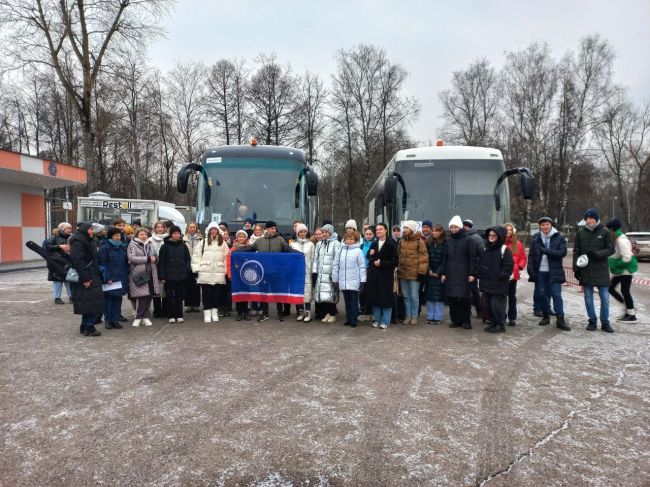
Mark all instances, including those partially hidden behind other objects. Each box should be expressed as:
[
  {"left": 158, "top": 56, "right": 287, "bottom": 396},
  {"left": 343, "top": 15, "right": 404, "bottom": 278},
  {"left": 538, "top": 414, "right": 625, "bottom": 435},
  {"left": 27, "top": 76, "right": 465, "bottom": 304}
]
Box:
[
  {"left": 448, "top": 297, "right": 471, "bottom": 325},
  {"left": 153, "top": 296, "right": 168, "bottom": 317},
  {"left": 609, "top": 275, "right": 634, "bottom": 310},
  {"left": 235, "top": 301, "right": 249, "bottom": 313},
  {"left": 485, "top": 293, "right": 507, "bottom": 325},
  {"left": 261, "top": 302, "right": 285, "bottom": 316},
  {"left": 201, "top": 284, "right": 226, "bottom": 309},
  {"left": 185, "top": 276, "right": 201, "bottom": 307},
  {"left": 164, "top": 281, "right": 185, "bottom": 319},
  {"left": 507, "top": 279, "right": 518, "bottom": 321},
  {"left": 469, "top": 280, "right": 481, "bottom": 313}
]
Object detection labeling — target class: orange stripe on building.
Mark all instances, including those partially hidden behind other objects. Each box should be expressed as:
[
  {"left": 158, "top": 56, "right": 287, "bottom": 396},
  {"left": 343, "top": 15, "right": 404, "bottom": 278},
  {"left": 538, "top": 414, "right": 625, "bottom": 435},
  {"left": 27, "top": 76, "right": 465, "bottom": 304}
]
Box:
[
  {"left": 0, "top": 226, "right": 23, "bottom": 263},
  {"left": 0, "top": 151, "right": 21, "bottom": 170},
  {"left": 21, "top": 193, "right": 45, "bottom": 227},
  {"left": 42, "top": 160, "right": 87, "bottom": 183}
]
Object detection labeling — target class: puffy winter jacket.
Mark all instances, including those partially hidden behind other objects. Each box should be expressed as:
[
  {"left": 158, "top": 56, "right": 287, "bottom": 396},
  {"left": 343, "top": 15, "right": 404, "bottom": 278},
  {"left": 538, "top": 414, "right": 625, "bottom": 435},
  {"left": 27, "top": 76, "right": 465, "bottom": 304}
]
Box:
[
  {"left": 158, "top": 237, "right": 192, "bottom": 282},
  {"left": 505, "top": 237, "right": 527, "bottom": 281},
  {"left": 478, "top": 227, "right": 514, "bottom": 296},
  {"left": 332, "top": 242, "right": 367, "bottom": 291},
  {"left": 127, "top": 238, "right": 161, "bottom": 298},
  {"left": 312, "top": 233, "right": 341, "bottom": 303},
  {"left": 98, "top": 239, "right": 129, "bottom": 296},
  {"left": 291, "top": 237, "right": 315, "bottom": 302},
  {"left": 251, "top": 233, "right": 293, "bottom": 253},
  {"left": 442, "top": 229, "right": 479, "bottom": 298},
  {"left": 192, "top": 238, "right": 229, "bottom": 285},
  {"left": 527, "top": 229, "right": 567, "bottom": 284},
  {"left": 147, "top": 233, "right": 168, "bottom": 256},
  {"left": 44, "top": 233, "right": 72, "bottom": 282},
  {"left": 573, "top": 223, "right": 614, "bottom": 287},
  {"left": 425, "top": 239, "right": 446, "bottom": 302},
  {"left": 609, "top": 231, "right": 638, "bottom": 276},
  {"left": 396, "top": 231, "right": 429, "bottom": 280}
]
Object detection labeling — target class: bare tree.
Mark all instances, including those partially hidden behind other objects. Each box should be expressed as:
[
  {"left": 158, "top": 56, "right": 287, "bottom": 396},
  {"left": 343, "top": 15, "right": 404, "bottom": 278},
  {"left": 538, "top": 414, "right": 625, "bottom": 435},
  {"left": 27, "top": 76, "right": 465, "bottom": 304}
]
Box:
[
  {"left": 439, "top": 58, "right": 500, "bottom": 146},
  {"left": 206, "top": 58, "right": 248, "bottom": 145},
  {"left": 627, "top": 99, "right": 650, "bottom": 228},
  {"left": 0, "top": 0, "right": 171, "bottom": 191},
  {"left": 294, "top": 72, "right": 327, "bottom": 164},
  {"left": 247, "top": 53, "right": 298, "bottom": 145}
]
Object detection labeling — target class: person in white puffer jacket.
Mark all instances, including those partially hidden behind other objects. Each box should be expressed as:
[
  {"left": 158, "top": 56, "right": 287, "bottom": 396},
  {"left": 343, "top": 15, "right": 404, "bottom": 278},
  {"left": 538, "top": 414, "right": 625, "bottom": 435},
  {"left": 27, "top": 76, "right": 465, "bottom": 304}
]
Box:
[
  {"left": 290, "top": 223, "right": 315, "bottom": 322},
  {"left": 332, "top": 229, "right": 367, "bottom": 327},
  {"left": 312, "top": 224, "right": 341, "bottom": 323},
  {"left": 192, "top": 221, "right": 229, "bottom": 323}
]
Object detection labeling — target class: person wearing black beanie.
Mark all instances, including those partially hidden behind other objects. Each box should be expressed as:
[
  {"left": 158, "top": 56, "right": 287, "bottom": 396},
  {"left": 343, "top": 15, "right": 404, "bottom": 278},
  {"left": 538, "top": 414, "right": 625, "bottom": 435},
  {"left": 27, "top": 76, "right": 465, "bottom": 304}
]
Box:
[
  {"left": 157, "top": 225, "right": 192, "bottom": 323},
  {"left": 574, "top": 208, "right": 615, "bottom": 332}
]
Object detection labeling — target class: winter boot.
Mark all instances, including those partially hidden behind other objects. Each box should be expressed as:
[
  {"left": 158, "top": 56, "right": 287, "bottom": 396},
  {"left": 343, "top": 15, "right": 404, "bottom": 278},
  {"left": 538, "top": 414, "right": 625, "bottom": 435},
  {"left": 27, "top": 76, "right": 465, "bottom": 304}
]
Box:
[
  {"left": 586, "top": 320, "right": 597, "bottom": 331},
  {"left": 244, "top": 311, "right": 252, "bottom": 321},
  {"left": 484, "top": 322, "right": 497, "bottom": 332},
  {"left": 236, "top": 312, "right": 243, "bottom": 322},
  {"left": 113, "top": 321, "right": 123, "bottom": 329},
  {"left": 508, "top": 320, "right": 516, "bottom": 327},
  {"left": 462, "top": 322, "right": 472, "bottom": 330},
  {"left": 487, "top": 322, "right": 505, "bottom": 333},
  {"left": 105, "top": 322, "right": 115, "bottom": 330},
  {"left": 601, "top": 322, "right": 615, "bottom": 333},
  {"left": 84, "top": 326, "right": 101, "bottom": 337},
  {"left": 538, "top": 314, "right": 551, "bottom": 326},
  {"left": 556, "top": 315, "right": 570, "bottom": 331},
  {"left": 54, "top": 298, "right": 64, "bottom": 305},
  {"left": 204, "top": 310, "right": 212, "bottom": 323},
  {"left": 211, "top": 308, "right": 220, "bottom": 322}
]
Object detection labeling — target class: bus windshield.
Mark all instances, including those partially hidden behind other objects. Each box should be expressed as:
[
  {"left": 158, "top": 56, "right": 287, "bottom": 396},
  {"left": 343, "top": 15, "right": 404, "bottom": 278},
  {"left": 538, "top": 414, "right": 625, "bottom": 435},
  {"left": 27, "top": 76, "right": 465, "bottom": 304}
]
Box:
[
  {"left": 198, "top": 157, "right": 305, "bottom": 227},
  {"left": 396, "top": 159, "right": 508, "bottom": 229}
]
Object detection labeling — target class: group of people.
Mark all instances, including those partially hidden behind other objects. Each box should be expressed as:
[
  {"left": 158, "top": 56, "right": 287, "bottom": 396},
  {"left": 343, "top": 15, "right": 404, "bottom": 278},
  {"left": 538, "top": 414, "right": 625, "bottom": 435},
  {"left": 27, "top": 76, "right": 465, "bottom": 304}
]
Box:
[{"left": 44, "top": 206, "right": 639, "bottom": 337}]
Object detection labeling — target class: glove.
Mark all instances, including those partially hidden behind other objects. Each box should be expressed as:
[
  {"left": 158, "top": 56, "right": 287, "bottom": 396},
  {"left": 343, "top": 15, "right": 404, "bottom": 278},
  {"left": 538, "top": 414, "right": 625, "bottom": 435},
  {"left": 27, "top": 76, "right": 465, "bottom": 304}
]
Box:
[
  {"left": 539, "top": 246, "right": 548, "bottom": 255},
  {"left": 359, "top": 282, "right": 365, "bottom": 293},
  {"left": 528, "top": 274, "right": 536, "bottom": 283},
  {"left": 587, "top": 250, "right": 598, "bottom": 260},
  {"left": 333, "top": 282, "right": 340, "bottom": 293}
]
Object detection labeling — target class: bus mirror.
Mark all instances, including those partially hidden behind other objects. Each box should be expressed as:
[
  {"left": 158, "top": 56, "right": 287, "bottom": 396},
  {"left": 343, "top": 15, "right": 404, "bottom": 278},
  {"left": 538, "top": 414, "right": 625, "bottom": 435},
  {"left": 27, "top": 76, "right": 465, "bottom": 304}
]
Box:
[
  {"left": 520, "top": 169, "right": 534, "bottom": 199},
  {"left": 307, "top": 170, "right": 318, "bottom": 196},
  {"left": 177, "top": 163, "right": 211, "bottom": 207}
]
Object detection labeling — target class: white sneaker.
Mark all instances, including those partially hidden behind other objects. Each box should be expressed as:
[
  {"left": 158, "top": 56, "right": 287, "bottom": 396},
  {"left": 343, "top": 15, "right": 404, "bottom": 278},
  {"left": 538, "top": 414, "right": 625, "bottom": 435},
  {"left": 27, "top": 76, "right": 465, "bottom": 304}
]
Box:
[
  {"left": 143, "top": 318, "right": 153, "bottom": 327},
  {"left": 321, "top": 313, "right": 331, "bottom": 323},
  {"left": 204, "top": 310, "right": 212, "bottom": 323},
  {"left": 211, "top": 309, "right": 219, "bottom": 322},
  {"left": 326, "top": 315, "right": 336, "bottom": 323},
  {"left": 303, "top": 311, "right": 311, "bottom": 323},
  {"left": 297, "top": 312, "right": 304, "bottom": 321},
  {"left": 379, "top": 323, "right": 388, "bottom": 329},
  {"left": 371, "top": 321, "right": 380, "bottom": 328},
  {"left": 176, "top": 317, "right": 184, "bottom": 323},
  {"left": 132, "top": 318, "right": 142, "bottom": 327},
  {"left": 168, "top": 318, "right": 176, "bottom": 323}
]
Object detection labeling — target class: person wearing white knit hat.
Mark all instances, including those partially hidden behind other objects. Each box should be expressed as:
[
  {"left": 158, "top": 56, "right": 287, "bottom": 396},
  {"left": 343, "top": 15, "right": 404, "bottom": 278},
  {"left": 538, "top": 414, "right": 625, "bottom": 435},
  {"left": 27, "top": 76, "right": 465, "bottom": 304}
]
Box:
[
  {"left": 345, "top": 219, "right": 358, "bottom": 231},
  {"left": 442, "top": 215, "right": 479, "bottom": 329}
]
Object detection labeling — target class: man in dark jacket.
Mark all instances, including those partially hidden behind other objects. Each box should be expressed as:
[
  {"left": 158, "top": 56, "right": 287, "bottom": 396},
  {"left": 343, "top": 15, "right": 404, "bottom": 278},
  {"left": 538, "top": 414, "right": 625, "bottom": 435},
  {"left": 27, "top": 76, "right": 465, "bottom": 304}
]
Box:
[
  {"left": 69, "top": 222, "right": 104, "bottom": 337},
  {"left": 574, "top": 208, "right": 615, "bottom": 332},
  {"left": 158, "top": 225, "right": 192, "bottom": 323},
  {"left": 478, "top": 227, "right": 514, "bottom": 333},
  {"left": 528, "top": 217, "right": 570, "bottom": 331},
  {"left": 45, "top": 222, "right": 73, "bottom": 304}
]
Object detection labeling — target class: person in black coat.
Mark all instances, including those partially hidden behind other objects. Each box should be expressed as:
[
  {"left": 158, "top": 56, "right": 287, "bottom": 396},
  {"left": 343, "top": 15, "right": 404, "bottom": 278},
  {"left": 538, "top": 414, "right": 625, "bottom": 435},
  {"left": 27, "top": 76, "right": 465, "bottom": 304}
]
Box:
[
  {"left": 478, "top": 227, "right": 514, "bottom": 333},
  {"left": 365, "top": 223, "right": 398, "bottom": 329},
  {"left": 157, "top": 225, "right": 192, "bottom": 323},
  {"left": 424, "top": 224, "right": 447, "bottom": 325},
  {"left": 45, "top": 222, "right": 73, "bottom": 304},
  {"left": 442, "top": 215, "right": 479, "bottom": 329},
  {"left": 69, "top": 222, "right": 104, "bottom": 337},
  {"left": 98, "top": 227, "right": 129, "bottom": 330}
]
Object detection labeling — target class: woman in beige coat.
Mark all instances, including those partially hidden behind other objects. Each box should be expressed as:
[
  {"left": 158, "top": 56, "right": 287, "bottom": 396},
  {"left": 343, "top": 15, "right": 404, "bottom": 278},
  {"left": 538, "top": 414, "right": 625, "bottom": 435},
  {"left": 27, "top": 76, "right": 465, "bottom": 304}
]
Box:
[
  {"left": 290, "top": 223, "right": 315, "bottom": 322},
  {"left": 192, "top": 221, "right": 229, "bottom": 323}
]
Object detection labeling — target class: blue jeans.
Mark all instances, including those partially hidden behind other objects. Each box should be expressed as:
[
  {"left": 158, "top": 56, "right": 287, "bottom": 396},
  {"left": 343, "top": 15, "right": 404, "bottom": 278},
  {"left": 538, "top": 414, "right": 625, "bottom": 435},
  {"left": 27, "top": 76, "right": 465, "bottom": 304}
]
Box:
[
  {"left": 372, "top": 306, "right": 392, "bottom": 326},
  {"left": 583, "top": 286, "right": 610, "bottom": 324},
  {"left": 53, "top": 281, "right": 71, "bottom": 299},
  {"left": 537, "top": 272, "right": 564, "bottom": 316},
  {"left": 342, "top": 290, "right": 359, "bottom": 325},
  {"left": 103, "top": 294, "right": 123, "bottom": 322},
  {"left": 426, "top": 301, "right": 444, "bottom": 321},
  {"left": 400, "top": 279, "right": 420, "bottom": 318}
]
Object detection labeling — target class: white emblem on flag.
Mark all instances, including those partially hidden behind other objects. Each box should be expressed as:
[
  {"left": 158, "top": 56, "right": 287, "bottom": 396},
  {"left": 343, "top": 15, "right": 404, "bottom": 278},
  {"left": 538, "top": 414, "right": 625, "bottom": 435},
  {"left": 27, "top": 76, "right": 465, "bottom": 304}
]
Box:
[{"left": 240, "top": 260, "right": 264, "bottom": 286}]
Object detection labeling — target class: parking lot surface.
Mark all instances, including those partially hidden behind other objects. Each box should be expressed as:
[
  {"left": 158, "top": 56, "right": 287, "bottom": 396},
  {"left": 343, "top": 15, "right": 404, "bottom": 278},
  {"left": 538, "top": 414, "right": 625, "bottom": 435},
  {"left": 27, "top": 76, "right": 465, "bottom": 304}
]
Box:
[{"left": 1, "top": 268, "right": 649, "bottom": 486}]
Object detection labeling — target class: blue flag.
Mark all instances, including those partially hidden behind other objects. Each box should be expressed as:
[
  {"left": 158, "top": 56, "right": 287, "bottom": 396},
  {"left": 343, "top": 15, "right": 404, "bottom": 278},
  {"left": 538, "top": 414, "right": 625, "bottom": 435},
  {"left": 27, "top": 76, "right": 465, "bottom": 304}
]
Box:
[{"left": 230, "top": 252, "right": 305, "bottom": 304}]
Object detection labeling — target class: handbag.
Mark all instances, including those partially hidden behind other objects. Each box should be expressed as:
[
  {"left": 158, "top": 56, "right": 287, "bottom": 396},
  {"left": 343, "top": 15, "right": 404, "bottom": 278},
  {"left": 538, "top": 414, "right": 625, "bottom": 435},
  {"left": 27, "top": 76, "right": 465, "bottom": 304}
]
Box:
[
  {"left": 133, "top": 261, "right": 152, "bottom": 286},
  {"left": 65, "top": 267, "right": 79, "bottom": 283}
]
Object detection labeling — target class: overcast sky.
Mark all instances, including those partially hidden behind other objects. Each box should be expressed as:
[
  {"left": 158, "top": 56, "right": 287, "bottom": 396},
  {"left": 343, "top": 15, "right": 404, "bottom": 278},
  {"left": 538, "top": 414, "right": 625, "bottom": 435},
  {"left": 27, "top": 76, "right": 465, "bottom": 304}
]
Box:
[{"left": 148, "top": 0, "right": 650, "bottom": 145}]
